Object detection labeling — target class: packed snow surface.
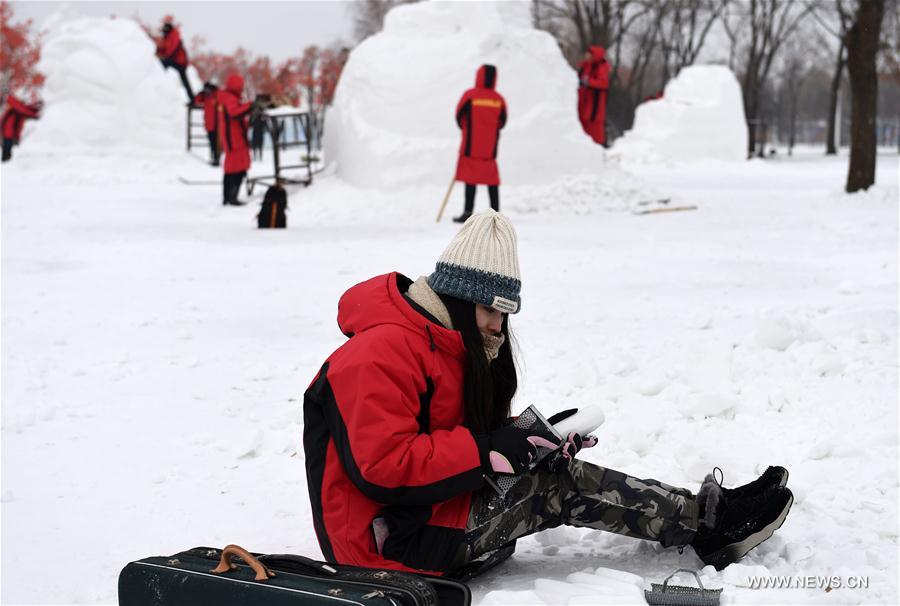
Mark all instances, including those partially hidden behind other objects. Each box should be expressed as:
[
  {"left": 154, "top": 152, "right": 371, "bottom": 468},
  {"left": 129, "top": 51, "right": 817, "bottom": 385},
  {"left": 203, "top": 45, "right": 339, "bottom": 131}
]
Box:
[
  {"left": 28, "top": 14, "right": 199, "bottom": 151},
  {"left": 2, "top": 6, "right": 899, "bottom": 606},
  {"left": 612, "top": 65, "right": 748, "bottom": 165},
  {"left": 324, "top": 1, "right": 605, "bottom": 188},
  {"left": 3, "top": 145, "right": 897, "bottom": 604}
]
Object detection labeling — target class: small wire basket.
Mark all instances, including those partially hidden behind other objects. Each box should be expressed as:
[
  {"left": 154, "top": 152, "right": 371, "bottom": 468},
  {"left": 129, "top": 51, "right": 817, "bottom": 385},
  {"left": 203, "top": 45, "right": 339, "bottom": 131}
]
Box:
[{"left": 644, "top": 569, "right": 722, "bottom": 606}]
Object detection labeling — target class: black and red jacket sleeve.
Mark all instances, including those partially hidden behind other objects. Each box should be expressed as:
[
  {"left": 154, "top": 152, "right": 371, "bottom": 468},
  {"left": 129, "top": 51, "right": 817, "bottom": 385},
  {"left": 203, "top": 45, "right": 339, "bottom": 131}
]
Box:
[
  {"left": 224, "top": 95, "right": 252, "bottom": 120},
  {"left": 455, "top": 91, "right": 472, "bottom": 129},
  {"left": 159, "top": 30, "right": 181, "bottom": 61},
  {"left": 310, "top": 330, "right": 486, "bottom": 507}
]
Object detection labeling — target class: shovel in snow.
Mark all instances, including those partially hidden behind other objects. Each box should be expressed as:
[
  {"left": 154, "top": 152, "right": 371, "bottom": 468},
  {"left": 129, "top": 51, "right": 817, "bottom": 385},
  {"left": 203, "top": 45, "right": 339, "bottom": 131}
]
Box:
[
  {"left": 644, "top": 569, "right": 722, "bottom": 606},
  {"left": 436, "top": 176, "right": 456, "bottom": 222}
]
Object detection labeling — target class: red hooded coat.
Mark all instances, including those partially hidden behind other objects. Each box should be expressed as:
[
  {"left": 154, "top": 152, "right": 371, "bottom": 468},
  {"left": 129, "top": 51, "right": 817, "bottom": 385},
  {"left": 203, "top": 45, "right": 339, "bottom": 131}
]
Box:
[
  {"left": 303, "top": 273, "right": 488, "bottom": 574},
  {"left": 2, "top": 95, "right": 40, "bottom": 141},
  {"left": 577, "top": 46, "right": 610, "bottom": 145},
  {"left": 454, "top": 65, "right": 507, "bottom": 186},
  {"left": 217, "top": 74, "right": 252, "bottom": 174},
  {"left": 156, "top": 26, "right": 188, "bottom": 68}
]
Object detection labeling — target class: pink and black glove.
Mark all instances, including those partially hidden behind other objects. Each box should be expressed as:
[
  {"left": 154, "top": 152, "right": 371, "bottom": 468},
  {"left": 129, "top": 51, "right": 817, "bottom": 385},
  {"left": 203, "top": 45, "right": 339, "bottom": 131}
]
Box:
[
  {"left": 479, "top": 426, "right": 558, "bottom": 475},
  {"left": 545, "top": 409, "right": 599, "bottom": 469}
]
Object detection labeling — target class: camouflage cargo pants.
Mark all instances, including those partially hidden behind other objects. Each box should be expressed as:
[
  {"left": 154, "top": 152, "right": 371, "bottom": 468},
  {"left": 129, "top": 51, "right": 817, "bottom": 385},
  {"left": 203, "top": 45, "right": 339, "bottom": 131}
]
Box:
[{"left": 454, "top": 459, "right": 699, "bottom": 567}]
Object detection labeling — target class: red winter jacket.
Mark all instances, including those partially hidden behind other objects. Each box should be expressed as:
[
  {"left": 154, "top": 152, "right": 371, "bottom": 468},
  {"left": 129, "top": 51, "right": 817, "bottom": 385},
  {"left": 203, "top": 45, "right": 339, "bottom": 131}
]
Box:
[
  {"left": 577, "top": 46, "right": 610, "bottom": 145},
  {"left": 2, "top": 95, "right": 40, "bottom": 141},
  {"left": 156, "top": 26, "right": 188, "bottom": 68},
  {"left": 303, "top": 273, "right": 489, "bottom": 574},
  {"left": 454, "top": 65, "right": 507, "bottom": 186},
  {"left": 217, "top": 74, "right": 252, "bottom": 174},
  {"left": 193, "top": 90, "right": 219, "bottom": 132}
]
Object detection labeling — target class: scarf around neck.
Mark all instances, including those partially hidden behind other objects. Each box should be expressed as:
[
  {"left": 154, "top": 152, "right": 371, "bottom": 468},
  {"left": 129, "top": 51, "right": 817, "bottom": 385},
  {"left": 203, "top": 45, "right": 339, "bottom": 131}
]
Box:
[{"left": 406, "top": 276, "right": 505, "bottom": 362}]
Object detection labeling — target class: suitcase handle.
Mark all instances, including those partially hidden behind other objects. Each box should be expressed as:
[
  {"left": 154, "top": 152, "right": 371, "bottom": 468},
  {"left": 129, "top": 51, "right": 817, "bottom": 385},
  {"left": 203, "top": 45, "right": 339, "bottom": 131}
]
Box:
[
  {"left": 259, "top": 553, "right": 339, "bottom": 576},
  {"left": 211, "top": 544, "right": 276, "bottom": 582}
]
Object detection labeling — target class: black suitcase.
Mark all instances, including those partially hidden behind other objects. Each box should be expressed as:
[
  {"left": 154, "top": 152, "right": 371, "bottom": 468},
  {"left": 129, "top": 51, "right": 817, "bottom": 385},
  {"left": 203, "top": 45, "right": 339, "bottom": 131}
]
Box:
[{"left": 118, "top": 544, "right": 471, "bottom": 606}]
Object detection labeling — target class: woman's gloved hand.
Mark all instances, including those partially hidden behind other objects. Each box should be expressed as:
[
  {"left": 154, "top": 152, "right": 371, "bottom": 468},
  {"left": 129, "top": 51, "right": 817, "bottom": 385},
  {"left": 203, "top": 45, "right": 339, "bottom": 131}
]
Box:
[
  {"left": 482, "top": 426, "right": 557, "bottom": 475},
  {"left": 544, "top": 408, "right": 599, "bottom": 471}
]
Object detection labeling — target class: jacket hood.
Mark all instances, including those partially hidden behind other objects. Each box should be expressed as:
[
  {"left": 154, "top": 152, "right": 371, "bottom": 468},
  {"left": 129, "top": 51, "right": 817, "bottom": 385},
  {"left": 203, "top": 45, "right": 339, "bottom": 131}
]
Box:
[
  {"left": 337, "top": 273, "right": 465, "bottom": 359},
  {"left": 589, "top": 46, "right": 606, "bottom": 62},
  {"left": 225, "top": 73, "right": 244, "bottom": 94},
  {"left": 475, "top": 64, "right": 497, "bottom": 90}
]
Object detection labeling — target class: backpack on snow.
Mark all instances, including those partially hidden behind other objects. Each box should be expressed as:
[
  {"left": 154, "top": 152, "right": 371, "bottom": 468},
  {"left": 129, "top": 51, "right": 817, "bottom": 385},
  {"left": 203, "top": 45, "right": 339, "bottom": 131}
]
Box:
[{"left": 257, "top": 184, "right": 287, "bottom": 228}]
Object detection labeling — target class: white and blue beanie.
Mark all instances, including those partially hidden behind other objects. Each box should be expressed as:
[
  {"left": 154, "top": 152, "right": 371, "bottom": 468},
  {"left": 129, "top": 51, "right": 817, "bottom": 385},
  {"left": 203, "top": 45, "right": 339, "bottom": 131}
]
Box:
[{"left": 427, "top": 210, "right": 522, "bottom": 314}]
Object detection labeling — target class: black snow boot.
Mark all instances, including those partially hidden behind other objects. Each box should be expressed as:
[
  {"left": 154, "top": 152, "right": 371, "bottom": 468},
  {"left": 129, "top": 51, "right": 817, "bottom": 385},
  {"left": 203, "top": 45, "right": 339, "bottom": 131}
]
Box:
[
  {"left": 452, "top": 212, "right": 472, "bottom": 224},
  {"left": 692, "top": 481, "right": 794, "bottom": 570},
  {"left": 712, "top": 466, "right": 789, "bottom": 501}
]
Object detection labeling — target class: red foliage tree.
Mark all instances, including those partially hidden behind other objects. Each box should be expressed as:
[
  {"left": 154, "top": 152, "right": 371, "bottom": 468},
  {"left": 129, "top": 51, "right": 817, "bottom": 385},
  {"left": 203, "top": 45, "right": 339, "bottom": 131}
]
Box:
[
  {"left": 318, "top": 47, "right": 349, "bottom": 111},
  {"left": 186, "top": 38, "right": 348, "bottom": 141},
  {"left": 1, "top": 0, "right": 45, "bottom": 107},
  {"left": 190, "top": 37, "right": 250, "bottom": 90},
  {"left": 315, "top": 46, "right": 349, "bottom": 139}
]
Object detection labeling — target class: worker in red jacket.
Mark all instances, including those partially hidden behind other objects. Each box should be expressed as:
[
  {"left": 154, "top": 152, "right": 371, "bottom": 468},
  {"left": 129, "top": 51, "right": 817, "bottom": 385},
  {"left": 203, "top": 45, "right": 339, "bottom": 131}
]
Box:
[
  {"left": 2, "top": 94, "right": 42, "bottom": 162},
  {"left": 452, "top": 64, "right": 507, "bottom": 223},
  {"left": 577, "top": 46, "right": 610, "bottom": 145},
  {"left": 217, "top": 73, "right": 252, "bottom": 206},
  {"left": 193, "top": 81, "right": 220, "bottom": 166},
  {"left": 155, "top": 22, "right": 194, "bottom": 102}
]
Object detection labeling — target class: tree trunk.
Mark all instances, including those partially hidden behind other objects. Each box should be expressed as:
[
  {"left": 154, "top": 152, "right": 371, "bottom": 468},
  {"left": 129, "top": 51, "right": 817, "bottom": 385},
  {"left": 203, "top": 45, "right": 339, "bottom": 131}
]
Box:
[
  {"left": 757, "top": 122, "right": 766, "bottom": 158},
  {"left": 789, "top": 95, "right": 797, "bottom": 156},
  {"left": 825, "top": 42, "right": 845, "bottom": 155},
  {"left": 845, "top": 0, "right": 885, "bottom": 193},
  {"left": 744, "top": 87, "right": 758, "bottom": 158}
]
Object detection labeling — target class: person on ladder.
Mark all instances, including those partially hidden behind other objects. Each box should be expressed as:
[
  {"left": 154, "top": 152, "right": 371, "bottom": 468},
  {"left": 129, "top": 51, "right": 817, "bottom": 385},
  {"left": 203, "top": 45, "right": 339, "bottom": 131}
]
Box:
[
  {"left": 452, "top": 64, "right": 507, "bottom": 223},
  {"left": 155, "top": 20, "right": 194, "bottom": 103}
]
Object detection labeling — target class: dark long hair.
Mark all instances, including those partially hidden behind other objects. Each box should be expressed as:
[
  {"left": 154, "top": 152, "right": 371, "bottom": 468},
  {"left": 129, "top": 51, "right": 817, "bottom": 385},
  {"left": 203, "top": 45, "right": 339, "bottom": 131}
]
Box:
[{"left": 439, "top": 294, "right": 518, "bottom": 434}]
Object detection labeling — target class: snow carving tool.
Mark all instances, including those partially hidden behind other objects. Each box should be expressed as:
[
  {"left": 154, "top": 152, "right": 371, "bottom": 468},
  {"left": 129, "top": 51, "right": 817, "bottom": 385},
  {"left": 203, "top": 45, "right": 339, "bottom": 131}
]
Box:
[
  {"left": 436, "top": 176, "right": 456, "bottom": 222},
  {"left": 644, "top": 569, "right": 722, "bottom": 606},
  {"left": 635, "top": 198, "right": 671, "bottom": 207},
  {"left": 633, "top": 205, "right": 698, "bottom": 215},
  {"left": 178, "top": 176, "right": 221, "bottom": 185}
]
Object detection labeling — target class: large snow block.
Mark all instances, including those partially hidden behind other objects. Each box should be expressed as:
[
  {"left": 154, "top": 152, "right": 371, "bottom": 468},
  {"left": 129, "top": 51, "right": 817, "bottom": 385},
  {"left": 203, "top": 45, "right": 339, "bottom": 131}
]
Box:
[
  {"left": 324, "top": 1, "right": 604, "bottom": 188},
  {"left": 29, "top": 13, "right": 196, "bottom": 150},
  {"left": 612, "top": 65, "right": 747, "bottom": 164}
]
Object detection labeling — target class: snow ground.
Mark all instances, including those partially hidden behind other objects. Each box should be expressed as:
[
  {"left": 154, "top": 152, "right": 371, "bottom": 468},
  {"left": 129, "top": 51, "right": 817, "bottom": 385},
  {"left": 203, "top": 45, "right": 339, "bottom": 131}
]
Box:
[{"left": 1, "top": 147, "right": 898, "bottom": 605}]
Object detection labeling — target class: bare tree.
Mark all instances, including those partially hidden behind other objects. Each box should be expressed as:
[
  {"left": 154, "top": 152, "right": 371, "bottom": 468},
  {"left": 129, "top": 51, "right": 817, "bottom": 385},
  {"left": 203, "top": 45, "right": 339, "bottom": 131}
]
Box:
[
  {"left": 724, "top": 0, "right": 815, "bottom": 157},
  {"left": 845, "top": 0, "right": 886, "bottom": 192},
  {"left": 881, "top": 0, "right": 900, "bottom": 83},
  {"left": 777, "top": 39, "right": 811, "bottom": 155},
  {"left": 809, "top": 1, "right": 853, "bottom": 154},
  {"left": 657, "top": 0, "right": 728, "bottom": 87},
  {"left": 882, "top": 0, "right": 900, "bottom": 150},
  {"left": 350, "top": 0, "right": 419, "bottom": 43}
]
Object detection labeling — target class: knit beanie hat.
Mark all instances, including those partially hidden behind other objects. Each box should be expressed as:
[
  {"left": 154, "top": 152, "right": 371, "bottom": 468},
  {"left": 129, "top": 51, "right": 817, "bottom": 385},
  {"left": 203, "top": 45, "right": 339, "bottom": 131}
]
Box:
[{"left": 427, "top": 210, "right": 522, "bottom": 313}]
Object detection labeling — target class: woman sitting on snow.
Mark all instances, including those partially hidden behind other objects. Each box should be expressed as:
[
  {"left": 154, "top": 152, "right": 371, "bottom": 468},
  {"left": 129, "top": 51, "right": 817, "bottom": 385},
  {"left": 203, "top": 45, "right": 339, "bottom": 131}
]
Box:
[{"left": 302, "top": 210, "right": 793, "bottom": 577}]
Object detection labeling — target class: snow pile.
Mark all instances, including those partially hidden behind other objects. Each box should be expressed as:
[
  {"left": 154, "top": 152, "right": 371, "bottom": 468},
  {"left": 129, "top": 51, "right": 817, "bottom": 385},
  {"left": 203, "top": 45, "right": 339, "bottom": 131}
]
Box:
[
  {"left": 324, "top": 1, "right": 604, "bottom": 189},
  {"left": 511, "top": 170, "right": 662, "bottom": 215},
  {"left": 611, "top": 65, "right": 747, "bottom": 165},
  {"left": 28, "top": 13, "right": 198, "bottom": 151},
  {"left": 482, "top": 566, "right": 647, "bottom": 605}
]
